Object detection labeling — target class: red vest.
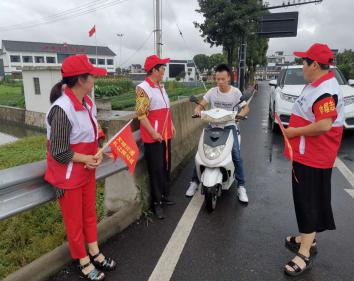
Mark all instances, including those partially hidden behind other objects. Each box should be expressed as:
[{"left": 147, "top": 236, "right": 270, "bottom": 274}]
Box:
[
  {"left": 137, "top": 78, "right": 172, "bottom": 143},
  {"left": 285, "top": 72, "right": 344, "bottom": 168},
  {"left": 45, "top": 87, "right": 99, "bottom": 189}
]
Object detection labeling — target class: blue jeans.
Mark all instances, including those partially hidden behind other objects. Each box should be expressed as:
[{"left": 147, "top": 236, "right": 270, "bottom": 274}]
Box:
[{"left": 191, "top": 125, "right": 246, "bottom": 187}]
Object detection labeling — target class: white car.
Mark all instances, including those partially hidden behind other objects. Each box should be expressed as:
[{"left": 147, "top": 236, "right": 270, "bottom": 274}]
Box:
[{"left": 269, "top": 65, "right": 354, "bottom": 131}]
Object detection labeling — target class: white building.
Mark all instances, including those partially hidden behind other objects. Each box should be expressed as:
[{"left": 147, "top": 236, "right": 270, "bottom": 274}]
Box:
[
  {"left": 0, "top": 40, "right": 116, "bottom": 78},
  {"left": 22, "top": 66, "right": 95, "bottom": 115},
  {"left": 164, "top": 60, "right": 197, "bottom": 81}
]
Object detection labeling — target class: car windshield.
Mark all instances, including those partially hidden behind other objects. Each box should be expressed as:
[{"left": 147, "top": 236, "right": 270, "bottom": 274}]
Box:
[{"left": 284, "top": 68, "right": 347, "bottom": 85}]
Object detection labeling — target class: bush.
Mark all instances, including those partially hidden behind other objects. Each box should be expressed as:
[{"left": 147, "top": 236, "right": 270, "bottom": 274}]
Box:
[{"left": 94, "top": 85, "right": 122, "bottom": 98}]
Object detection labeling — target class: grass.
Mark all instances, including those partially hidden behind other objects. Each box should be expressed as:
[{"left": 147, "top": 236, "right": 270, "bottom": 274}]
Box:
[
  {"left": 0, "top": 136, "right": 106, "bottom": 279},
  {"left": 0, "top": 84, "right": 24, "bottom": 108}
]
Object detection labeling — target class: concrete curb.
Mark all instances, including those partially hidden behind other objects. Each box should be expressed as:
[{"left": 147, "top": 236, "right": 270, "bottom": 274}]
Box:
[{"left": 4, "top": 201, "right": 141, "bottom": 281}]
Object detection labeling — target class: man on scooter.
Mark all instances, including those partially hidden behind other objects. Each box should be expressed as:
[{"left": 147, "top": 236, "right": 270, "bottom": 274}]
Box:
[{"left": 185, "top": 64, "right": 250, "bottom": 203}]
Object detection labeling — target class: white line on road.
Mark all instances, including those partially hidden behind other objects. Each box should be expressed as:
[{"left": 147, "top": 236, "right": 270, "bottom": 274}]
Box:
[
  {"left": 148, "top": 191, "right": 204, "bottom": 281},
  {"left": 345, "top": 189, "right": 354, "bottom": 199},
  {"left": 335, "top": 157, "right": 354, "bottom": 189}
]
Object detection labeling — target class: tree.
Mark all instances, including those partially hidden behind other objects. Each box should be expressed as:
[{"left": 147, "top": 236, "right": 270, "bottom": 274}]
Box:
[
  {"left": 336, "top": 49, "right": 354, "bottom": 80},
  {"left": 209, "top": 53, "right": 227, "bottom": 70},
  {"left": 195, "top": 0, "right": 264, "bottom": 85},
  {"left": 193, "top": 54, "right": 210, "bottom": 73}
]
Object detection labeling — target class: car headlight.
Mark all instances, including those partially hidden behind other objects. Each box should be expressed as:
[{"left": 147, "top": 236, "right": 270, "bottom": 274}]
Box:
[
  {"left": 203, "top": 144, "right": 225, "bottom": 160},
  {"left": 280, "top": 92, "right": 298, "bottom": 103},
  {"left": 344, "top": 96, "right": 354, "bottom": 106}
]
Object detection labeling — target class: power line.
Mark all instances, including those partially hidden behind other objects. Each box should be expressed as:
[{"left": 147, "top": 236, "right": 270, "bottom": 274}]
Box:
[
  {"left": 165, "top": 0, "right": 207, "bottom": 91},
  {"left": 0, "top": 0, "right": 130, "bottom": 32},
  {"left": 120, "top": 31, "right": 154, "bottom": 67}
]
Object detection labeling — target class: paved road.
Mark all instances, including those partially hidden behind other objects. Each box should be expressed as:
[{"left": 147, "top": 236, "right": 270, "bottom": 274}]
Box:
[{"left": 50, "top": 82, "right": 354, "bottom": 281}]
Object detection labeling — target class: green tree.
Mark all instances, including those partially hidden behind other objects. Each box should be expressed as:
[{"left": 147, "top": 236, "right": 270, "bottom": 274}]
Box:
[
  {"left": 193, "top": 54, "right": 210, "bottom": 73},
  {"left": 209, "top": 53, "right": 227, "bottom": 70},
  {"left": 336, "top": 49, "right": 354, "bottom": 80},
  {"left": 195, "top": 0, "right": 263, "bottom": 85}
]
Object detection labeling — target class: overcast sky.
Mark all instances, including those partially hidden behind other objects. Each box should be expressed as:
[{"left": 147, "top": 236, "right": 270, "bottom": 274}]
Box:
[{"left": 0, "top": 0, "right": 353, "bottom": 67}]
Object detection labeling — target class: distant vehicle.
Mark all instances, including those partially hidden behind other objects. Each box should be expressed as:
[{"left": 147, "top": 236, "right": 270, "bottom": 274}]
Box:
[{"left": 268, "top": 65, "right": 354, "bottom": 131}]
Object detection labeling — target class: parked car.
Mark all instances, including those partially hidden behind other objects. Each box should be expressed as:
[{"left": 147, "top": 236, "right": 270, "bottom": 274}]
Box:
[{"left": 268, "top": 65, "right": 354, "bottom": 131}]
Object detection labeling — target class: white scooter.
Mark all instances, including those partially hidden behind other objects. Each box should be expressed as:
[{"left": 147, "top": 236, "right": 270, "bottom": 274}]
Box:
[{"left": 190, "top": 95, "right": 248, "bottom": 212}]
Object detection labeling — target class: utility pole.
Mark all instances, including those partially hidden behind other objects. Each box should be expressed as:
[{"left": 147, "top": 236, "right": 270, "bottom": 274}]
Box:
[
  {"left": 117, "top": 33, "right": 124, "bottom": 70},
  {"left": 154, "top": 0, "right": 162, "bottom": 57}
]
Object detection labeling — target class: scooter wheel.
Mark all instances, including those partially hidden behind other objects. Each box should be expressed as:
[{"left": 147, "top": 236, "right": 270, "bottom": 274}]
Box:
[{"left": 205, "top": 187, "right": 217, "bottom": 212}]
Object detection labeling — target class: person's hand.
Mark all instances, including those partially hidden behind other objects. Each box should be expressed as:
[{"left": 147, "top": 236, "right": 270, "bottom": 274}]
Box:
[
  {"left": 194, "top": 107, "right": 202, "bottom": 117},
  {"left": 93, "top": 153, "right": 103, "bottom": 166},
  {"left": 84, "top": 155, "right": 100, "bottom": 170},
  {"left": 172, "top": 126, "right": 177, "bottom": 138},
  {"left": 104, "top": 152, "right": 115, "bottom": 160},
  {"left": 152, "top": 131, "right": 163, "bottom": 142},
  {"left": 284, "top": 127, "right": 298, "bottom": 139}
]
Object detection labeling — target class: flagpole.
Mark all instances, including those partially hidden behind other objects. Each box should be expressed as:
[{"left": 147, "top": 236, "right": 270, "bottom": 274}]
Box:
[
  {"left": 95, "top": 25, "right": 98, "bottom": 67},
  {"left": 95, "top": 119, "right": 134, "bottom": 157}
]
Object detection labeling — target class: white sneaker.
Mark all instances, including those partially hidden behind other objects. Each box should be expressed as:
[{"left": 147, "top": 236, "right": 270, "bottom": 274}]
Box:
[
  {"left": 237, "top": 186, "right": 248, "bottom": 203},
  {"left": 186, "top": 182, "right": 199, "bottom": 197}
]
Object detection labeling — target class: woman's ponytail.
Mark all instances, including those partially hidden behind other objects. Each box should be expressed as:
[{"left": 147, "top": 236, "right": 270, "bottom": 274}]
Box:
[{"left": 50, "top": 80, "right": 64, "bottom": 104}]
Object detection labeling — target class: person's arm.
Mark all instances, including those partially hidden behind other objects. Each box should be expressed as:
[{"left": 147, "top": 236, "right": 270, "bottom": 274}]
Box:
[
  {"left": 238, "top": 104, "right": 249, "bottom": 117},
  {"left": 285, "top": 95, "right": 337, "bottom": 138},
  {"left": 136, "top": 86, "right": 163, "bottom": 142}
]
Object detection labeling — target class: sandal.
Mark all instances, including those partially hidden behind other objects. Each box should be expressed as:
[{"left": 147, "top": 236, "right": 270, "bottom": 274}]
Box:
[
  {"left": 78, "top": 262, "right": 105, "bottom": 280},
  {"left": 284, "top": 252, "right": 313, "bottom": 277},
  {"left": 285, "top": 236, "right": 318, "bottom": 256},
  {"left": 90, "top": 252, "right": 117, "bottom": 271}
]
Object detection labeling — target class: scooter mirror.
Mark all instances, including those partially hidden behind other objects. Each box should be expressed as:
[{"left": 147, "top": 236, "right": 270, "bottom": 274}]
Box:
[{"left": 189, "top": 95, "right": 199, "bottom": 104}]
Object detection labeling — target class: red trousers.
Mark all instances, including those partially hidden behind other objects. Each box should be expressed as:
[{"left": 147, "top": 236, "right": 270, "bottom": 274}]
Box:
[{"left": 59, "top": 173, "right": 98, "bottom": 259}]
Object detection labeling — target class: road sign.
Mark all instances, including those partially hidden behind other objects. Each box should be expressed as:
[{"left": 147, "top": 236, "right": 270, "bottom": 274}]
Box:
[{"left": 257, "top": 12, "right": 299, "bottom": 38}]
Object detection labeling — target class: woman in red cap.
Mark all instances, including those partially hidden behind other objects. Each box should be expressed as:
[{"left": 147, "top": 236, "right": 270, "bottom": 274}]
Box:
[
  {"left": 282, "top": 43, "right": 344, "bottom": 277},
  {"left": 136, "top": 55, "right": 176, "bottom": 219},
  {"left": 45, "top": 54, "right": 116, "bottom": 280}
]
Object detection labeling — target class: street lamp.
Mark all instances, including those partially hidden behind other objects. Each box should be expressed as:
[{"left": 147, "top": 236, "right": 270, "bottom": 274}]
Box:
[{"left": 116, "top": 33, "right": 124, "bottom": 70}]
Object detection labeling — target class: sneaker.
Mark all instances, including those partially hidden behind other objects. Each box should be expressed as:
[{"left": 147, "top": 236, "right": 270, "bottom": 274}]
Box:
[
  {"left": 186, "top": 182, "right": 199, "bottom": 197},
  {"left": 237, "top": 186, "right": 248, "bottom": 203},
  {"left": 161, "top": 197, "right": 176, "bottom": 206}
]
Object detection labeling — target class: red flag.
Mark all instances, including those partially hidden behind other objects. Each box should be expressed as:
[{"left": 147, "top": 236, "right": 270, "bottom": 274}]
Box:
[
  {"left": 89, "top": 25, "right": 96, "bottom": 37},
  {"left": 98, "top": 123, "right": 105, "bottom": 141},
  {"left": 109, "top": 124, "right": 139, "bottom": 175},
  {"left": 275, "top": 113, "right": 293, "bottom": 161}
]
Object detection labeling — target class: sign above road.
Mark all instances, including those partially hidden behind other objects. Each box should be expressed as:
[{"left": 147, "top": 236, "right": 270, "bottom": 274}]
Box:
[{"left": 257, "top": 12, "right": 299, "bottom": 38}]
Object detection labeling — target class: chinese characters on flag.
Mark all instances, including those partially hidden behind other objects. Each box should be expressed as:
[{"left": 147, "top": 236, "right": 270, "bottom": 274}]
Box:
[
  {"left": 89, "top": 25, "right": 96, "bottom": 37},
  {"left": 108, "top": 123, "right": 139, "bottom": 175}
]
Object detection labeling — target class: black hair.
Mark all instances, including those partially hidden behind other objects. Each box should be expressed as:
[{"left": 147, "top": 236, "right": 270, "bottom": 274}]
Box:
[
  {"left": 50, "top": 73, "right": 90, "bottom": 104},
  {"left": 147, "top": 64, "right": 164, "bottom": 76},
  {"left": 304, "top": 58, "right": 331, "bottom": 70},
  {"left": 215, "top": 64, "right": 231, "bottom": 76}
]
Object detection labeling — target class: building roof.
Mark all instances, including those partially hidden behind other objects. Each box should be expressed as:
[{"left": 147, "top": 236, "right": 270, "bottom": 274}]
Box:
[{"left": 2, "top": 40, "right": 116, "bottom": 56}]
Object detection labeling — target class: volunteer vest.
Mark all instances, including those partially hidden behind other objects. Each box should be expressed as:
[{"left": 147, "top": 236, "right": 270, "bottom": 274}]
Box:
[
  {"left": 285, "top": 74, "right": 344, "bottom": 168},
  {"left": 137, "top": 79, "right": 172, "bottom": 143},
  {"left": 45, "top": 88, "right": 99, "bottom": 189}
]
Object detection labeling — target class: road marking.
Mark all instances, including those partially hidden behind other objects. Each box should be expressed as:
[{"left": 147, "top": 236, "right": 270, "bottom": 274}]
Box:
[
  {"left": 148, "top": 191, "right": 204, "bottom": 281},
  {"left": 345, "top": 189, "right": 354, "bottom": 199},
  {"left": 335, "top": 157, "right": 354, "bottom": 189}
]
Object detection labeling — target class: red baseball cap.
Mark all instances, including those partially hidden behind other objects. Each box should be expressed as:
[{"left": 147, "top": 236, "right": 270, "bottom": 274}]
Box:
[
  {"left": 144, "top": 55, "right": 170, "bottom": 72},
  {"left": 61, "top": 54, "right": 107, "bottom": 77},
  {"left": 294, "top": 43, "right": 334, "bottom": 65}
]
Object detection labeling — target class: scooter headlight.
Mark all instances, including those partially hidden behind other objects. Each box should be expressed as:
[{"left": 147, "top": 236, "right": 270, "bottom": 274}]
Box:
[{"left": 203, "top": 144, "right": 225, "bottom": 160}]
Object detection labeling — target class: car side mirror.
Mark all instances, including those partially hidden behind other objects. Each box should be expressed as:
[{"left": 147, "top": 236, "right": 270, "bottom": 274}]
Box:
[
  {"left": 348, "top": 79, "right": 354, "bottom": 87},
  {"left": 269, "top": 79, "right": 277, "bottom": 87}
]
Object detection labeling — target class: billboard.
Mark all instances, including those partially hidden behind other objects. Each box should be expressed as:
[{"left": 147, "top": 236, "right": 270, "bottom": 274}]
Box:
[{"left": 257, "top": 12, "right": 299, "bottom": 38}]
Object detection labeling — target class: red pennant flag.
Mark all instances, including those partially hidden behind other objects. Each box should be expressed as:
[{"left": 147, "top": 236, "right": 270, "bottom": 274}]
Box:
[
  {"left": 275, "top": 113, "right": 293, "bottom": 161},
  {"left": 109, "top": 124, "right": 139, "bottom": 175},
  {"left": 98, "top": 123, "right": 105, "bottom": 141},
  {"left": 89, "top": 25, "right": 96, "bottom": 37}
]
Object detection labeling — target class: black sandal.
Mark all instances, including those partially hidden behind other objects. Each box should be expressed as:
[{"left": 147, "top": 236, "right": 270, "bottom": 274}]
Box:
[
  {"left": 285, "top": 236, "right": 318, "bottom": 256},
  {"left": 90, "top": 252, "right": 117, "bottom": 271},
  {"left": 78, "top": 262, "right": 105, "bottom": 280},
  {"left": 284, "top": 252, "right": 313, "bottom": 277}
]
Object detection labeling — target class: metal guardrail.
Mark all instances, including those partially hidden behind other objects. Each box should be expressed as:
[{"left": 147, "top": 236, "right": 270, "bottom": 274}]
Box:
[{"left": 0, "top": 131, "right": 143, "bottom": 221}]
